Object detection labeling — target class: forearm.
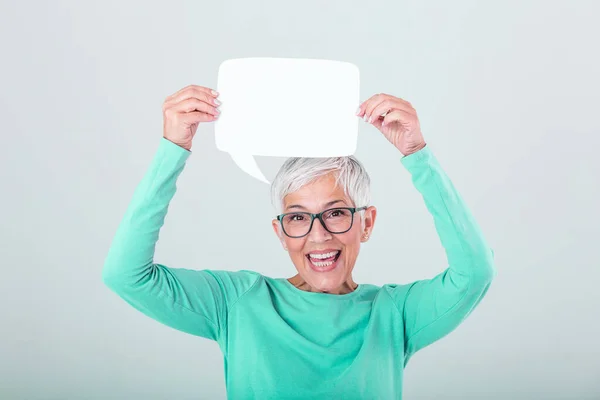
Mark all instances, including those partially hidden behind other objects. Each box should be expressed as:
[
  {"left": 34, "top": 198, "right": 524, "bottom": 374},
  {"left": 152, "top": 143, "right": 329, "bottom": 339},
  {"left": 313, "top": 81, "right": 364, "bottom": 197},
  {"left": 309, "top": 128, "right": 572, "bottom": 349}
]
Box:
[
  {"left": 394, "top": 146, "right": 495, "bottom": 357},
  {"left": 102, "top": 138, "right": 190, "bottom": 287},
  {"left": 101, "top": 139, "right": 260, "bottom": 341},
  {"left": 402, "top": 146, "right": 495, "bottom": 282}
]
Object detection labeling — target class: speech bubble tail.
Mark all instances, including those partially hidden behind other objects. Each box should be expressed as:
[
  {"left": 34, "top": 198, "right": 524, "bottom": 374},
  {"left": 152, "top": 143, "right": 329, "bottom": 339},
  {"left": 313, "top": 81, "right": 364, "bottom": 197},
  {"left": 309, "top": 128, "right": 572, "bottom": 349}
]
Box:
[{"left": 230, "top": 153, "right": 270, "bottom": 184}]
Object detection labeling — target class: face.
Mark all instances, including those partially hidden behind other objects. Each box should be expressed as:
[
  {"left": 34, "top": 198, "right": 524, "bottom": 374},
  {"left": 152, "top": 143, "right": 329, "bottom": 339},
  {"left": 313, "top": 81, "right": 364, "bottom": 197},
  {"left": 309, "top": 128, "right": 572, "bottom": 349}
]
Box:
[{"left": 271, "top": 173, "right": 376, "bottom": 294}]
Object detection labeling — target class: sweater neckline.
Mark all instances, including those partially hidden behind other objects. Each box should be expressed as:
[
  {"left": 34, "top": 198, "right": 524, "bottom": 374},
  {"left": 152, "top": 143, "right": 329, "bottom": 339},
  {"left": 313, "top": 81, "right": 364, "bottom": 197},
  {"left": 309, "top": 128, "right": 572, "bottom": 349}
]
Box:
[{"left": 277, "top": 277, "right": 363, "bottom": 300}]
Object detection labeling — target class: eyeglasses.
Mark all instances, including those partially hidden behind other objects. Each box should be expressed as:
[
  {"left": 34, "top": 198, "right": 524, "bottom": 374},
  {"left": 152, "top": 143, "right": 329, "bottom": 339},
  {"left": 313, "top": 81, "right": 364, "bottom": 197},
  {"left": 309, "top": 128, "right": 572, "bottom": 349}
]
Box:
[{"left": 276, "top": 206, "right": 367, "bottom": 238}]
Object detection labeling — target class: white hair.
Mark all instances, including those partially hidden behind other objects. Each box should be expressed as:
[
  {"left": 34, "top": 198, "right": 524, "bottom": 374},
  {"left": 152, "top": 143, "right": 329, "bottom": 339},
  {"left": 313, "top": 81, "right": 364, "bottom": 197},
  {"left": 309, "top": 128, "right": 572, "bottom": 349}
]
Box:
[{"left": 270, "top": 156, "right": 371, "bottom": 228}]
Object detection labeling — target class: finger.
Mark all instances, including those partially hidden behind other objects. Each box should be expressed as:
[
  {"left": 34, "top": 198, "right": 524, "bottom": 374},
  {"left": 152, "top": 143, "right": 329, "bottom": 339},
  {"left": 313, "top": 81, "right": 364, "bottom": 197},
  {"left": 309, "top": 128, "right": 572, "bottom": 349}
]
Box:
[
  {"left": 370, "top": 101, "right": 415, "bottom": 125},
  {"left": 168, "top": 84, "right": 218, "bottom": 99},
  {"left": 165, "top": 88, "right": 220, "bottom": 110},
  {"left": 356, "top": 94, "right": 382, "bottom": 118},
  {"left": 166, "top": 85, "right": 218, "bottom": 102},
  {"left": 359, "top": 94, "right": 394, "bottom": 122},
  {"left": 357, "top": 94, "right": 414, "bottom": 120},
  {"left": 363, "top": 95, "right": 392, "bottom": 123},
  {"left": 180, "top": 111, "right": 218, "bottom": 124},
  {"left": 380, "top": 109, "right": 412, "bottom": 127},
  {"left": 167, "top": 97, "right": 220, "bottom": 117},
  {"left": 367, "top": 98, "right": 415, "bottom": 124},
  {"left": 366, "top": 99, "right": 416, "bottom": 123}
]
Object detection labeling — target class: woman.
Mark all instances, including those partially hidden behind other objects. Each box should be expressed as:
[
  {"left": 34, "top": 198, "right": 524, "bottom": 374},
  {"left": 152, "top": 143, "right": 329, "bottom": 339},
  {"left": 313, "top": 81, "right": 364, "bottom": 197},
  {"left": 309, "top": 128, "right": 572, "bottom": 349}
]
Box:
[{"left": 103, "top": 84, "right": 496, "bottom": 399}]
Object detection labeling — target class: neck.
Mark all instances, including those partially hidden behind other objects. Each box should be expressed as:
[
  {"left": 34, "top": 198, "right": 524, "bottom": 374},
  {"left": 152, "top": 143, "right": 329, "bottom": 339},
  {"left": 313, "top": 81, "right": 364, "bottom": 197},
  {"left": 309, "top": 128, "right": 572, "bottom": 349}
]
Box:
[{"left": 287, "top": 275, "right": 358, "bottom": 295}]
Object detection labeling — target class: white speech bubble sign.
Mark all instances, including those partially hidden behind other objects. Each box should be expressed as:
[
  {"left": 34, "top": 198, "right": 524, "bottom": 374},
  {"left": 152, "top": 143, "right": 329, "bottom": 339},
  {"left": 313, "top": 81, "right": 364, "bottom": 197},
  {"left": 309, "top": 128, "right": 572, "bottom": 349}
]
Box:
[{"left": 214, "top": 57, "right": 360, "bottom": 184}]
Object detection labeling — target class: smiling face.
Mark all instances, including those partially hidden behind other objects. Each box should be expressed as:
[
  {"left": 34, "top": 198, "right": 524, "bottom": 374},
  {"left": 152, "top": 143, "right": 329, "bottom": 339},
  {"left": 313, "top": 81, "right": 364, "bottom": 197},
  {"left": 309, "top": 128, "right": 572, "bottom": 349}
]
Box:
[{"left": 271, "top": 172, "right": 376, "bottom": 294}]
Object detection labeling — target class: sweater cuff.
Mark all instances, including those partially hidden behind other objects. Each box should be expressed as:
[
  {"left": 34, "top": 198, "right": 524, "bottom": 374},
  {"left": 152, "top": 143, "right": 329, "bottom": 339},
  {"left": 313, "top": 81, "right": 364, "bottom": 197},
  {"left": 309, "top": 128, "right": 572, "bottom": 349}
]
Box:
[
  {"left": 400, "top": 144, "right": 433, "bottom": 170},
  {"left": 155, "top": 137, "right": 191, "bottom": 167}
]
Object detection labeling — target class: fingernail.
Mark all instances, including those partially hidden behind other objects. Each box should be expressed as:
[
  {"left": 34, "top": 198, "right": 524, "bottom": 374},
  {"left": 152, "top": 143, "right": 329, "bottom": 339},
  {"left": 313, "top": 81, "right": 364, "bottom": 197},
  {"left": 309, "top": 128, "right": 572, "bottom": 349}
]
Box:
[
  {"left": 214, "top": 99, "right": 221, "bottom": 105},
  {"left": 363, "top": 115, "right": 368, "bottom": 122},
  {"left": 211, "top": 90, "right": 219, "bottom": 96},
  {"left": 355, "top": 107, "right": 361, "bottom": 115}
]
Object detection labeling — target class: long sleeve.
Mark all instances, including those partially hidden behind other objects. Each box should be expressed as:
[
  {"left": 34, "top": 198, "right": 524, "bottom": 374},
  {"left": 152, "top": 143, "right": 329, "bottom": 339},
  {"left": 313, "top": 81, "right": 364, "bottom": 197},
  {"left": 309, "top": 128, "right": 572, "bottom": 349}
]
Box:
[
  {"left": 385, "top": 145, "right": 496, "bottom": 362},
  {"left": 102, "top": 138, "right": 259, "bottom": 345}
]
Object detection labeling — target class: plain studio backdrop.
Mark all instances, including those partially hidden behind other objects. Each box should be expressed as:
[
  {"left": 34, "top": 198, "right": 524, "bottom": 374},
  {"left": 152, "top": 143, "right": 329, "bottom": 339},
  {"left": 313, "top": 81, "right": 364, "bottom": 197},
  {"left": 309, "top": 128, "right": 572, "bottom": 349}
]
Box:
[{"left": 1, "top": 0, "right": 599, "bottom": 399}]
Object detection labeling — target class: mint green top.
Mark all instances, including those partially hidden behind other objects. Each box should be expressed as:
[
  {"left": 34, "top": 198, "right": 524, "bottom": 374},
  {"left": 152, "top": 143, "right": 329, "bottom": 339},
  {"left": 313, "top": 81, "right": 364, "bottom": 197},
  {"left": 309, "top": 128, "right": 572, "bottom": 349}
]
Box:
[{"left": 102, "top": 138, "right": 496, "bottom": 399}]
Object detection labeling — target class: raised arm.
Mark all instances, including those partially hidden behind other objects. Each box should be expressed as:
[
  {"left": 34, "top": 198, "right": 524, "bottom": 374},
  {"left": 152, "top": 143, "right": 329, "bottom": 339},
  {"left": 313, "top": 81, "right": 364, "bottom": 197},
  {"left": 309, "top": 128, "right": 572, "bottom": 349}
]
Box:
[
  {"left": 386, "top": 146, "right": 496, "bottom": 361},
  {"left": 102, "top": 85, "right": 259, "bottom": 345},
  {"left": 357, "top": 92, "right": 496, "bottom": 362}
]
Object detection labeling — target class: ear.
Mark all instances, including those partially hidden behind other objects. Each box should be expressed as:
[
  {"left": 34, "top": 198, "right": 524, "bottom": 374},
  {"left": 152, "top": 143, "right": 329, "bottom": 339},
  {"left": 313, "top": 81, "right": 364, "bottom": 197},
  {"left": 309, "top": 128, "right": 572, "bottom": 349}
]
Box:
[
  {"left": 361, "top": 206, "right": 377, "bottom": 242},
  {"left": 272, "top": 219, "right": 288, "bottom": 250}
]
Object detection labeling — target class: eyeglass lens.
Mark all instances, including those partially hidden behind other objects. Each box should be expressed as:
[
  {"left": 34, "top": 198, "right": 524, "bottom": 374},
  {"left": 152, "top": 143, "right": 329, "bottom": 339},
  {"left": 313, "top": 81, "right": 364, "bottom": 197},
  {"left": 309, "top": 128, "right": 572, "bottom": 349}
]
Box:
[{"left": 282, "top": 208, "right": 353, "bottom": 237}]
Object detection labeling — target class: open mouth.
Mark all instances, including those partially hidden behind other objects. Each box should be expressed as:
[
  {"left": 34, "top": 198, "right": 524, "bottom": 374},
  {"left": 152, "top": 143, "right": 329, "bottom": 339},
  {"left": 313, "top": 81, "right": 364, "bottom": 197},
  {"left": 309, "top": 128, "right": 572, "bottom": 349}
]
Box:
[{"left": 305, "top": 250, "right": 341, "bottom": 272}]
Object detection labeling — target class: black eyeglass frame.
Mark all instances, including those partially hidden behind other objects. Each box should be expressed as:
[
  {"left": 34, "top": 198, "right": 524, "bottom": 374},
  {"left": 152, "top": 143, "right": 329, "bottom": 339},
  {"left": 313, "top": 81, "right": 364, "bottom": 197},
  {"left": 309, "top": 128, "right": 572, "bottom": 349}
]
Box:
[{"left": 276, "top": 206, "right": 367, "bottom": 238}]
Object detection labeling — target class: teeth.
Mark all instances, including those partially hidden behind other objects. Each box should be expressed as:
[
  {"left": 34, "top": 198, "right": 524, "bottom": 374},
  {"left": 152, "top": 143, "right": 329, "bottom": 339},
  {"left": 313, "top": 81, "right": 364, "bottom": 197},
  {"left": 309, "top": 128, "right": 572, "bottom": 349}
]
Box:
[
  {"left": 311, "top": 259, "right": 335, "bottom": 267},
  {"left": 309, "top": 251, "right": 340, "bottom": 259}
]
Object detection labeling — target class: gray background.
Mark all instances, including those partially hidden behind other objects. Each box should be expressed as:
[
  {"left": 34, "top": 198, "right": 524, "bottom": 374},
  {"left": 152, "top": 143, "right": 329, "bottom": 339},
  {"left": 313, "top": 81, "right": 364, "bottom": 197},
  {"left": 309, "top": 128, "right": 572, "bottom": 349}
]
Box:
[{"left": 1, "top": 0, "right": 599, "bottom": 399}]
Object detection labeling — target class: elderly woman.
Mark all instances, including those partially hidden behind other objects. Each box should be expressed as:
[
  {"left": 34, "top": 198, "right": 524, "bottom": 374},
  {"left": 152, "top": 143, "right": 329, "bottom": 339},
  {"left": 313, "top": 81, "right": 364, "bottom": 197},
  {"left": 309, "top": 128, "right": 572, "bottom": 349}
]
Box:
[{"left": 103, "top": 84, "right": 496, "bottom": 399}]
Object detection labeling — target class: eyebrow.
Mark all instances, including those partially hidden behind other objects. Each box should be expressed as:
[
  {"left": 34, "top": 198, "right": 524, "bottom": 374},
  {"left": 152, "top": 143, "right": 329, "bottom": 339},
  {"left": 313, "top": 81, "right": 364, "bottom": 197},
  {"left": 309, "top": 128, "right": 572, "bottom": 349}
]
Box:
[{"left": 285, "top": 199, "right": 347, "bottom": 211}]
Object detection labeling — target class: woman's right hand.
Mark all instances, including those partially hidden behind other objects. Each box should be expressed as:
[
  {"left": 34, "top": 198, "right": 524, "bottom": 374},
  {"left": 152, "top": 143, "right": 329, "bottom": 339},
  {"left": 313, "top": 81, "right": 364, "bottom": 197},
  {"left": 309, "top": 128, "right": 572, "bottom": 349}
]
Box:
[{"left": 162, "top": 85, "right": 221, "bottom": 151}]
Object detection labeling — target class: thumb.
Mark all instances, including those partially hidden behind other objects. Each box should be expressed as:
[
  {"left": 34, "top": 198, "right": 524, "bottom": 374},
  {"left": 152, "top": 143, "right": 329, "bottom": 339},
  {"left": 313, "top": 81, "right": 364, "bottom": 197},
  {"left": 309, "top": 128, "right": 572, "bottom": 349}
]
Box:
[{"left": 381, "top": 110, "right": 405, "bottom": 127}]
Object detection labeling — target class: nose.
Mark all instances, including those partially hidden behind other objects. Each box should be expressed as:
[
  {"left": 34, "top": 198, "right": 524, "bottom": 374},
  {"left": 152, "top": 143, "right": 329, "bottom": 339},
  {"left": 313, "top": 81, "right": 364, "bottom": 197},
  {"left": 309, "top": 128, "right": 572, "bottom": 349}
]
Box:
[{"left": 308, "top": 217, "right": 332, "bottom": 241}]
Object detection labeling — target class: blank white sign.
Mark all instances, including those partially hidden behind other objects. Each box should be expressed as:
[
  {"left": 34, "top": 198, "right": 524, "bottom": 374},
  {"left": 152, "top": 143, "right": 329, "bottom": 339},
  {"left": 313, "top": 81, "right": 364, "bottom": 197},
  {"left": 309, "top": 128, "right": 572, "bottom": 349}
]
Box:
[{"left": 214, "top": 57, "right": 360, "bottom": 183}]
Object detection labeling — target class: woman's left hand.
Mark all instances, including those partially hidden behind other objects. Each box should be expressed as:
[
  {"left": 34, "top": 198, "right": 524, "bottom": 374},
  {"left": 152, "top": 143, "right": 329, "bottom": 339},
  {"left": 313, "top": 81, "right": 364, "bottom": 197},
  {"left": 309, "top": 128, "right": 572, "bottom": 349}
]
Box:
[{"left": 357, "top": 93, "right": 426, "bottom": 156}]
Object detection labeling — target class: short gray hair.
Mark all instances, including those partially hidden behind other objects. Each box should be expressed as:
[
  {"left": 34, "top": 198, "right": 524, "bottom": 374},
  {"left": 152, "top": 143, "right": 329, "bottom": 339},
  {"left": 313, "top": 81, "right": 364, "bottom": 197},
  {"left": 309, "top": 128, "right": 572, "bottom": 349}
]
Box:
[{"left": 270, "top": 156, "right": 371, "bottom": 227}]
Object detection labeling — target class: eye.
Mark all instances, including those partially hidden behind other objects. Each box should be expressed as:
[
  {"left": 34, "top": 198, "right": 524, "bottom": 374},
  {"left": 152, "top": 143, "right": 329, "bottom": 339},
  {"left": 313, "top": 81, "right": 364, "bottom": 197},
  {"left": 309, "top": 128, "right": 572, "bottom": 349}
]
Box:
[
  {"left": 286, "top": 213, "right": 305, "bottom": 222},
  {"left": 326, "top": 208, "right": 348, "bottom": 218}
]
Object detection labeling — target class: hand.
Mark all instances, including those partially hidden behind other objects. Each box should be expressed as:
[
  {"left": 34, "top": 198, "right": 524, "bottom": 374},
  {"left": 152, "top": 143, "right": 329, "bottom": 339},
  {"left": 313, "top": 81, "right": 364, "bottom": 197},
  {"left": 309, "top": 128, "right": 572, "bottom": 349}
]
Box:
[
  {"left": 162, "top": 85, "right": 221, "bottom": 151},
  {"left": 356, "top": 93, "right": 426, "bottom": 156}
]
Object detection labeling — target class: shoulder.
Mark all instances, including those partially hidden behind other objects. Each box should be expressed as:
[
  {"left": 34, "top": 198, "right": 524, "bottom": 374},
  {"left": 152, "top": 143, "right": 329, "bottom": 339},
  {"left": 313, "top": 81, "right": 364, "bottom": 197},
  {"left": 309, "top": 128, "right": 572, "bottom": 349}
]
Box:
[
  {"left": 380, "top": 282, "right": 418, "bottom": 305},
  {"left": 208, "top": 269, "right": 262, "bottom": 283},
  {"left": 202, "top": 270, "right": 263, "bottom": 303},
  {"left": 357, "top": 282, "right": 414, "bottom": 297}
]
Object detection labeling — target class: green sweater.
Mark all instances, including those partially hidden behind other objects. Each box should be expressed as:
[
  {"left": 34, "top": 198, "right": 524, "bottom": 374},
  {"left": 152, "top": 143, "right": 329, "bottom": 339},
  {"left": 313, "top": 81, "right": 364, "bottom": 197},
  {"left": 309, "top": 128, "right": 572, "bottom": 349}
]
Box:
[{"left": 102, "top": 137, "right": 496, "bottom": 399}]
